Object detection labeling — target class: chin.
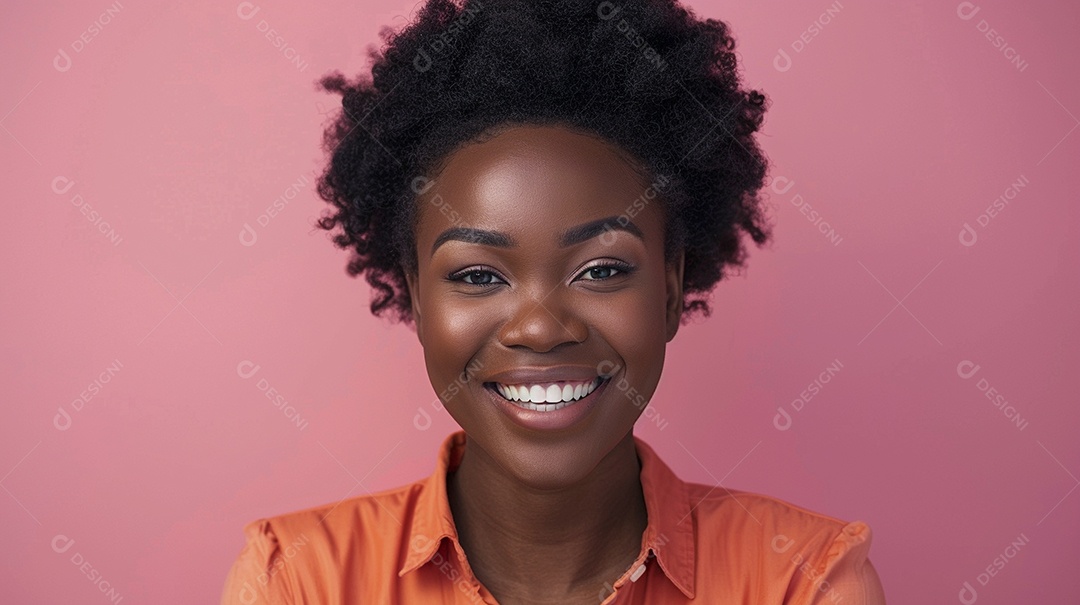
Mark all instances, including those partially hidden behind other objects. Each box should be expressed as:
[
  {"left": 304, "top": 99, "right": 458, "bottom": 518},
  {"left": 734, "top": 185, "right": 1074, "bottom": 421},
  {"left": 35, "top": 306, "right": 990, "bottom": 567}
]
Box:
[{"left": 498, "top": 426, "right": 633, "bottom": 490}]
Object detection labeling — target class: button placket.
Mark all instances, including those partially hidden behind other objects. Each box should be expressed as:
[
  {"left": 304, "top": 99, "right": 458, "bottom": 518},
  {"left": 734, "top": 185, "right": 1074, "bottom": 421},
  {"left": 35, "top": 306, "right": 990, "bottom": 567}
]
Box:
[{"left": 600, "top": 550, "right": 654, "bottom": 604}]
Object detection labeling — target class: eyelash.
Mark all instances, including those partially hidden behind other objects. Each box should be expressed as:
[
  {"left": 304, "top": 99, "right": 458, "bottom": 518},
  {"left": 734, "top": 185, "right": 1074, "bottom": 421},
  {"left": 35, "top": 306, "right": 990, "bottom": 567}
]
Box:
[{"left": 446, "top": 261, "right": 636, "bottom": 289}]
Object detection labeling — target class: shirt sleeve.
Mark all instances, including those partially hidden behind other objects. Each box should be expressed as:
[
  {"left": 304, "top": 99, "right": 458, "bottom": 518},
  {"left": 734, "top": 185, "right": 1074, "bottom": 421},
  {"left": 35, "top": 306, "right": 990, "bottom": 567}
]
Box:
[
  {"left": 788, "top": 520, "right": 887, "bottom": 605},
  {"left": 220, "top": 519, "right": 294, "bottom": 605}
]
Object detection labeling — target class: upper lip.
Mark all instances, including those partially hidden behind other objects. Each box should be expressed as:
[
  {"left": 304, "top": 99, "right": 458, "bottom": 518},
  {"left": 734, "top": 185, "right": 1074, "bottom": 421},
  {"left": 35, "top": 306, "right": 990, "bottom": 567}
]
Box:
[{"left": 485, "top": 366, "right": 602, "bottom": 386}]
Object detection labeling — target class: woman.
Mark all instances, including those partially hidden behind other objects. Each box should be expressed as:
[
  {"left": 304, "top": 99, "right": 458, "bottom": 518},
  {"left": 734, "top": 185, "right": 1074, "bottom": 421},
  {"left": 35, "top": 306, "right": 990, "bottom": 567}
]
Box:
[{"left": 222, "top": 0, "right": 886, "bottom": 603}]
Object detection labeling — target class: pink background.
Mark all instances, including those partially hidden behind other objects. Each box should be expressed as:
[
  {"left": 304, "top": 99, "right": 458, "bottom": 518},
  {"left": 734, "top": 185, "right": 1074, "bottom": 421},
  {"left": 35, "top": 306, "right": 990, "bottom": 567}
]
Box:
[{"left": 3, "top": 0, "right": 1078, "bottom": 603}]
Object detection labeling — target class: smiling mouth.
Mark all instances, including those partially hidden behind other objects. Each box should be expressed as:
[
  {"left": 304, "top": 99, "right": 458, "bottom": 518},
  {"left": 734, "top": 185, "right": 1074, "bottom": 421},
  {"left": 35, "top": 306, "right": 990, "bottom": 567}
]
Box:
[{"left": 484, "top": 376, "right": 608, "bottom": 412}]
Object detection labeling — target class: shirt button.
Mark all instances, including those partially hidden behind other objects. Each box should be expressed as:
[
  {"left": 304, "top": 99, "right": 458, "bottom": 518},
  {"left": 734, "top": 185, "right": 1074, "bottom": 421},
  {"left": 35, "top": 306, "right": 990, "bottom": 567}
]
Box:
[{"left": 629, "top": 563, "right": 647, "bottom": 582}]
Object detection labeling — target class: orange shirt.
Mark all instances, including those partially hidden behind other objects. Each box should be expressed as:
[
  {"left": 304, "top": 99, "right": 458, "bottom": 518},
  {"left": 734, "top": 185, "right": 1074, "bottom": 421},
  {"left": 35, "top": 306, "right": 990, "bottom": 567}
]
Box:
[{"left": 222, "top": 431, "right": 886, "bottom": 604}]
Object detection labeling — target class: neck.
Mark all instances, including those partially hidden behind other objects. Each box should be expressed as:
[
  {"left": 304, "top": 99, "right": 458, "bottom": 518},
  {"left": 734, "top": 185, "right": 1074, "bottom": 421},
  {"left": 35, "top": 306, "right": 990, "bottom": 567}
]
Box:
[{"left": 447, "top": 432, "right": 648, "bottom": 603}]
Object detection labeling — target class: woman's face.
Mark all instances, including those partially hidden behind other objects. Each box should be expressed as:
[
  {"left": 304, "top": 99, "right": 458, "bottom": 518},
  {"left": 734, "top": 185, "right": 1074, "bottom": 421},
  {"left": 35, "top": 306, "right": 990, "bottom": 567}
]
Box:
[{"left": 405, "top": 124, "right": 684, "bottom": 489}]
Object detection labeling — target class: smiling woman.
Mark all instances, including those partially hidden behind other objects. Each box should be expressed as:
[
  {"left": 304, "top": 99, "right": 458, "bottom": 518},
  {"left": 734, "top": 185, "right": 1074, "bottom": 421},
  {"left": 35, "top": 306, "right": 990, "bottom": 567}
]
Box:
[
  {"left": 221, "top": 1, "right": 886, "bottom": 603},
  {"left": 405, "top": 125, "right": 682, "bottom": 498}
]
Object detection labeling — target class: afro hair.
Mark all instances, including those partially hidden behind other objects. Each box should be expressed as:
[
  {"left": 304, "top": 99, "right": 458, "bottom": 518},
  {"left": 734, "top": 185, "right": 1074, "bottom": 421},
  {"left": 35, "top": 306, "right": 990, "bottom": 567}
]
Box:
[{"left": 313, "top": 0, "right": 773, "bottom": 326}]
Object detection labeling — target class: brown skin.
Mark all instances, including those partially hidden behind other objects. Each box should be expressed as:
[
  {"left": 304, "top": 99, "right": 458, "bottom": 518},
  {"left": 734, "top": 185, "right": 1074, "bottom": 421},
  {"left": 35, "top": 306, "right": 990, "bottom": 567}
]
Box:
[{"left": 403, "top": 124, "right": 685, "bottom": 604}]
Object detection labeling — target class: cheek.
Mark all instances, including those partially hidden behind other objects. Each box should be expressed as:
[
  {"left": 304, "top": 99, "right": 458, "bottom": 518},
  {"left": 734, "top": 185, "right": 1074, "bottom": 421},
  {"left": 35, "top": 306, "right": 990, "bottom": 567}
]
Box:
[
  {"left": 603, "top": 268, "right": 670, "bottom": 341},
  {"left": 598, "top": 271, "right": 670, "bottom": 394},
  {"left": 421, "top": 297, "right": 488, "bottom": 389}
]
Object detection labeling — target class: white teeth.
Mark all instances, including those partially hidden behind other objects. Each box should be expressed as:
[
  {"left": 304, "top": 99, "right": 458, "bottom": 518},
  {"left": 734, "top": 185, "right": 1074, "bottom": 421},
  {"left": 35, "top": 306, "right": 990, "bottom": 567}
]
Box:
[{"left": 492, "top": 377, "right": 603, "bottom": 411}]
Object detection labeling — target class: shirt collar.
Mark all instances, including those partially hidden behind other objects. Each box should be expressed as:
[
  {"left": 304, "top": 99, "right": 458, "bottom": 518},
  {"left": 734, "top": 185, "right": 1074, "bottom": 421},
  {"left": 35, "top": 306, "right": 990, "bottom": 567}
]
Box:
[{"left": 398, "top": 430, "right": 696, "bottom": 599}]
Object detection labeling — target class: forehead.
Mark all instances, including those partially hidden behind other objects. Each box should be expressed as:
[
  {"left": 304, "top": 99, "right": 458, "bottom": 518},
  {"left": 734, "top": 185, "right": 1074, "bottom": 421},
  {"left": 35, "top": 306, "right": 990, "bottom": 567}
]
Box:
[{"left": 416, "top": 125, "right": 659, "bottom": 235}]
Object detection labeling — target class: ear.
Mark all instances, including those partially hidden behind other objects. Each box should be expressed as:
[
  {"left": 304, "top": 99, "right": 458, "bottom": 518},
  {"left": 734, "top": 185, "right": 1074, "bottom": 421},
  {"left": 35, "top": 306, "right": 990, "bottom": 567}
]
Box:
[
  {"left": 665, "top": 248, "right": 685, "bottom": 342},
  {"left": 404, "top": 268, "right": 423, "bottom": 343}
]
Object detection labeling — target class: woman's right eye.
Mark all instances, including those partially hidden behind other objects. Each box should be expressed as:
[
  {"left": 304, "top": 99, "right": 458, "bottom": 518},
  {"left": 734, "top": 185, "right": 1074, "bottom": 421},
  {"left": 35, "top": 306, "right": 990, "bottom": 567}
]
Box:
[{"left": 447, "top": 267, "right": 506, "bottom": 288}]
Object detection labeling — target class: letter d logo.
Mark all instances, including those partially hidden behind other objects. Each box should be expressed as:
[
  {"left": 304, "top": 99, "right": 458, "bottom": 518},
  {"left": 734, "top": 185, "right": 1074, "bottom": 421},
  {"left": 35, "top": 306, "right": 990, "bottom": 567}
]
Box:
[
  {"left": 773, "top": 408, "right": 792, "bottom": 431},
  {"left": 52, "top": 534, "right": 75, "bottom": 554},
  {"left": 237, "top": 2, "right": 261, "bottom": 20},
  {"left": 959, "top": 222, "right": 978, "bottom": 247},
  {"left": 773, "top": 48, "right": 792, "bottom": 72},
  {"left": 959, "top": 580, "right": 978, "bottom": 604},
  {"left": 956, "top": 2, "right": 981, "bottom": 21},
  {"left": 53, "top": 49, "right": 72, "bottom": 72}
]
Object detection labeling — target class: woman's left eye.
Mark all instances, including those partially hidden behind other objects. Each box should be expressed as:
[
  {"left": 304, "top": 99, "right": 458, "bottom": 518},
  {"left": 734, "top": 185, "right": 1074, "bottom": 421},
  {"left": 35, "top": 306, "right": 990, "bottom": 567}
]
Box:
[{"left": 577, "top": 262, "right": 633, "bottom": 281}]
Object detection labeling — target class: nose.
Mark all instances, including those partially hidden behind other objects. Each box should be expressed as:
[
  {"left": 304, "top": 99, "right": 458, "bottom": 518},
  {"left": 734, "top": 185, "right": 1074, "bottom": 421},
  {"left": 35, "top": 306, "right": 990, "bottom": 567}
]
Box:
[{"left": 497, "top": 290, "right": 589, "bottom": 353}]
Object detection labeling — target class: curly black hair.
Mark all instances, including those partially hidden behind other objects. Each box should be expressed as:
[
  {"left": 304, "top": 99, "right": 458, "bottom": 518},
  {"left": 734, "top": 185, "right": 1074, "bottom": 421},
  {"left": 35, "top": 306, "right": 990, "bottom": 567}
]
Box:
[{"left": 313, "top": 0, "right": 772, "bottom": 327}]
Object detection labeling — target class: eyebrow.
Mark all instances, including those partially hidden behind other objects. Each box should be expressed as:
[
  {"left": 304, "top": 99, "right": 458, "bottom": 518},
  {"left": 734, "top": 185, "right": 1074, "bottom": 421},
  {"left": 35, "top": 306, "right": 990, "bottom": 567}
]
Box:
[{"left": 430, "top": 215, "right": 644, "bottom": 258}]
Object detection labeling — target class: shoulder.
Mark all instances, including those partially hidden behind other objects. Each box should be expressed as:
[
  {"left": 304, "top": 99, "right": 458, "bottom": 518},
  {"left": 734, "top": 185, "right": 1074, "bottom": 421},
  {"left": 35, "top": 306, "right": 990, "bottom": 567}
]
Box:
[
  {"left": 687, "top": 483, "right": 851, "bottom": 539},
  {"left": 219, "top": 480, "right": 424, "bottom": 604},
  {"left": 687, "top": 484, "right": 887, "bottom": 604},
  {"left": 253, "top": 479, "right": 422, "bottom": 549}
]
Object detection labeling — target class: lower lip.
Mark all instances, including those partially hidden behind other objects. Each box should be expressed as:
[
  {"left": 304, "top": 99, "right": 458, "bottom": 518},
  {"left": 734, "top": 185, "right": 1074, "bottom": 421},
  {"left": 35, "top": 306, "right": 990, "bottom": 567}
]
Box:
[{"left": 485, "top": 378, "right": 610, "bottom": 432}]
